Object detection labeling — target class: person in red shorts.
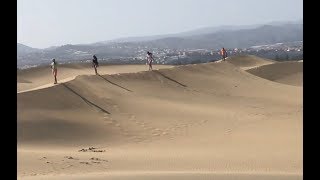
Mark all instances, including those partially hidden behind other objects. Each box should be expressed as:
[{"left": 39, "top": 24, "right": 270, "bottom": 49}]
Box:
[{"left": 220, "top": 47, "right": 228, "bottom": 61}]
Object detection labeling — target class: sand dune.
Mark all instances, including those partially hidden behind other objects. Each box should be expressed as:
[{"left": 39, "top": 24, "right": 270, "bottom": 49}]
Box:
[
  {"left": 226, "top": 55, "right": 275, "bottom": 70},
  {"left": 17, "top": 56, "right": 302, "bottom": 180},
  {"left": 17, "top": 64, "right": 173, "bottom": 93},
  {"left": 246, "top": 61, "right": 303, "bottom": 86}
]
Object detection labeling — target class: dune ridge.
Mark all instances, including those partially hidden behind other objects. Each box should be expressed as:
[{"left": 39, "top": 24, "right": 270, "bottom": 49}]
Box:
[{"left": 226, "top": 55, "right": 275, "bottom": 70}]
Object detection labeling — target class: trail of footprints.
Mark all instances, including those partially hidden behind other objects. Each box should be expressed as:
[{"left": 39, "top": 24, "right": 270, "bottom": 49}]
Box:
[
  {"left": 101, "top": 105, "right": 246, "bottom": 142},
  {"left": 32, "top": 155, "right": 109, "bottom": 176},
  {"left": 102, "top": 113, "right": 210, "bottom": 143},
  {"left": 98, "top": 97, "right": 211, "bottom": 143},
  {"left": 96, "top": 79, "right": 230, "bottom": 143}
]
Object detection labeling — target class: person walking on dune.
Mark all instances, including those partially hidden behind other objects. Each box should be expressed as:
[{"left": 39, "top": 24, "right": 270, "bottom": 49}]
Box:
[
  {"left": 146, "top": 51, "right": 154, "bottom": 71},
  {"left": 92, "top": 55, "right": 99, "bottom": 75},
  {"left": 220, "top": 47, "right": 228, "bottom": 61},
  {"left": 51, "top": 59, "right": 58, "bottom": 84}
]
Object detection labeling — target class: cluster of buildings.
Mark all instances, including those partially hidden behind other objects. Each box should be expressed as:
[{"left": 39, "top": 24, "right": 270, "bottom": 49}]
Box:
[{"left": 115, "top": 41, "right": 303, "bottom": 65}]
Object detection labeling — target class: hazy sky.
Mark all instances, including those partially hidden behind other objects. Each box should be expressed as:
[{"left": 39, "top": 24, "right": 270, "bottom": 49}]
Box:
[{"left": 17, "top": 0, "right": 303, "bottom": 48}]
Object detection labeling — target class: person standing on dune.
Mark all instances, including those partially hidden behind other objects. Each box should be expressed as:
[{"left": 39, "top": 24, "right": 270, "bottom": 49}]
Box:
[
  {"left": 92, "top": 55, "right": 99, "bottom": 75},
  {"left": 146, "top": 51, "right": 154, "bottom": 71},
  {"left": 50, "top": 59, "right": 58, "bottom": 84},
  {"left": 220, "top": 47, "right": 228, "bottom": 61}
]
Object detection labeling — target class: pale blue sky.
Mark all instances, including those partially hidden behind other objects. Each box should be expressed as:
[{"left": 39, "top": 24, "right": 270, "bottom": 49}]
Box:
[{"left": 17, "top": 0, "right": 303, "bottom": 48}]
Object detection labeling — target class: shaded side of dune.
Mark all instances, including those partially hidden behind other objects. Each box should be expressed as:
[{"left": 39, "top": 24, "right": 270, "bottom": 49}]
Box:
[
  {"left": 246, "top": 61, "right": 303, "bottom": 86},
  {"left": 226, "top": 55, "right": 275, "bottom": 69}
]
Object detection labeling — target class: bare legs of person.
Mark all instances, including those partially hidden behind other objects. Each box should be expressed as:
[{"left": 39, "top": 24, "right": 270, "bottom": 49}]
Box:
[
  {"left": 53, "top": 69, "right": 58, "bottom": 84},
  {"left": 149, "top": 63, "right": 153, "bottom": 71}
]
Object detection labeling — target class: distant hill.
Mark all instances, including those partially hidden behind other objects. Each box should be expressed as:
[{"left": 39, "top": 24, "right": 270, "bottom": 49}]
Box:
[
  {"left": 99, "top": 20, "right": 302, "bottom": 44},
  {"left": 143, "top": 23, "right": 302, "bottom": 49},
  {"left": 17, "top": 43, "right": 42, "bottom": 55}
]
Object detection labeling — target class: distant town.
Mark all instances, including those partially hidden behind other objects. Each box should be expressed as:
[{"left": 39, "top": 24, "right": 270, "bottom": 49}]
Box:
[
  {"left": 100, "top": 41, "right": 303, "bottom": 65},
  {"left": 17, "top": 40, "right": 303, "bottom": 69}
]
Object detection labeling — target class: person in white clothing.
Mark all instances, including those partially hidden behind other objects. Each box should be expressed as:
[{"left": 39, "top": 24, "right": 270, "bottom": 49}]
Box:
[
  {"left": 51, "top": 59, "right": 58, "bottom": 84},
  {"left": 146, "top": 51, "right": 154, "bottom": 71}
]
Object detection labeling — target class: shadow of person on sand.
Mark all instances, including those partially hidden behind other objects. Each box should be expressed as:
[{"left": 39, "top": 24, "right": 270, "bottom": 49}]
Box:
[
  {"left": 153, "top": 70, "right": 187, "bottom": 87},
  {"left": 97, "top": 74, "right": 132, "bottom": 92},
  {"left": 62, "top": 83, "right": 111, "bottom": 114}
]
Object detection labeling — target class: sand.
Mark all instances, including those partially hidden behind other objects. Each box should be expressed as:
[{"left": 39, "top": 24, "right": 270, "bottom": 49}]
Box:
[
  {"left": 17, "top": 56, "right": 303, "bottom": 180},
  {"left": 246, "top": 61, "right": 303, "bottom": 86}
]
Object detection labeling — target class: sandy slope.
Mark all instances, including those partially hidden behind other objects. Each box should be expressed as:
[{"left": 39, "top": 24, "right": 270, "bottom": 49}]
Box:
[
  {"left": 226, "top": 55, "right": 275, "bottom": 70},
  {"left": 17, "top": 56, "right": 302, "bottom": 180},
  {"left": 246, "top": 61, "right": 303, "bottom": 86}
]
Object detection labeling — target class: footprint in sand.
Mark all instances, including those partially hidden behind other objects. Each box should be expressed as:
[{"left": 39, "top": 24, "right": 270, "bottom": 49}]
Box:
[
  {"left": 140, "top": 123, "right": 146, "bottom": 127},
  {"left": 161, "top": 132, "right": 168, "bottom": 136},
  {"left": 78, "top": 147, "right": 106, "bottom": 152},
  {"left": 225, "top": 129, "right": 232, "bottom": 134},
  {"left": 64, "top": 164, "right": 73, "bottom": 168},
  {"left": 181, "top": 124, "right": 188, "bottom": 128},
  {"left": 129, "top": 115, "right": 135, "bottom": 120},
  {"left": 79, "top": 162, "right": 91, "bottom": 165},
  {"left": 104, "top": 120, "right": 113, "bottom": 124},
  {"left": 137, "top": 122, "right": 146, "bottom": 127},
  {"left": 103, "top": 116, "right": 110, "bottom": 119},
  {"left": 91, "top": 161, "right": 101, "bottom": 164},
  {"left": 143, "top": 126, "right": 151, "bottom": 130},
  {"left": 122, "top": 130, "right": 131, "bottom": 136},
  {"left": 169, "top": 127, "right": 176, "bottom": 131},
  {"left": 64, "top": 156, "right": 79, "bottom": 160},
  {"left": 90, "top": 157, "right": 108, "bottom": 162},
  {"left": 39, "top": 156, "right": 47, "bottom": 160},
  {"left": 174, "top": 125, "right": 182, "bottom": 129},
  {"left": 103, "top": 116, "right": 114, "bottom": 124}
]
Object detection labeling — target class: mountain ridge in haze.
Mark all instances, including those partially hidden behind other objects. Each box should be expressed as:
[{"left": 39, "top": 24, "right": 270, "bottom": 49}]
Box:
[
  {"left": 97, "top": 19, "right": 302, "bottom": 44},
  {"left": 17, "top": 43, "right": 42, "bottom": 54}
]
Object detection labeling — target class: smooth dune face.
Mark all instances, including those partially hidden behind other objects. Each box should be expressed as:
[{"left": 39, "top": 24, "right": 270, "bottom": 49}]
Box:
[
  {"left": 246, "top": 61, "right": 303, "bottom": 86},
  {"left": 226, "top": 55, "right": 275, "bottom": 70},
  {"left": 17, "top": 56, "right": 302, "bottom": 180}
]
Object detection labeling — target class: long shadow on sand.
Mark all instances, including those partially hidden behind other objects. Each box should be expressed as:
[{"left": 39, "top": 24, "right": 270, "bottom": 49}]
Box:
[
  {"left": 62, "top": 83, "right": 110, "bottom": 114},
  {"left": 153, "top": 70, "right": 187, "bottom": 87},
  {"left": 98, "top": 74, "right": 132, "bottom": 92}
]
